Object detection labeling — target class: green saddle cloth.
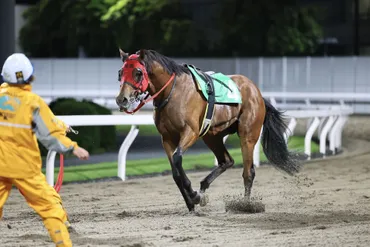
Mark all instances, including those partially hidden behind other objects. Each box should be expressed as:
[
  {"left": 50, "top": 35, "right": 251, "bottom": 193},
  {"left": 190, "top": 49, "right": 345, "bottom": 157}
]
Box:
[{"left": 186, "top": 65, "right": 242, "bottom": 104}]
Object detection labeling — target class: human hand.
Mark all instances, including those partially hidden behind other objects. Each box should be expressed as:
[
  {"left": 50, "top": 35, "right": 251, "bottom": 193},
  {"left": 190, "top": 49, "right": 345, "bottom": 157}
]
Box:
[{"left": 73, "top": 147, "right": 89, "bottom": 160}]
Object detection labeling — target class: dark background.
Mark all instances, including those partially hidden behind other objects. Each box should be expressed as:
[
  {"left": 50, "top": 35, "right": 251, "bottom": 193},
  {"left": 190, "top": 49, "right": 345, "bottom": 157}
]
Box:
[{"left": 1, "top": 0, "right": 369, "bottom": 64}]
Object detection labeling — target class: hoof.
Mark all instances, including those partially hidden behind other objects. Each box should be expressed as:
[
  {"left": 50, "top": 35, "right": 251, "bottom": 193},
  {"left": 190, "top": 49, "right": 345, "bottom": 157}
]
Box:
[
  {"left": 187, "top": 202, "right": 195, "bottom": 212},
  {"left": 199, "top": 193, "right": 209, "bottom": 207},
  {"left": 191, "top": 191, "right": 201, "bottom": 205}
]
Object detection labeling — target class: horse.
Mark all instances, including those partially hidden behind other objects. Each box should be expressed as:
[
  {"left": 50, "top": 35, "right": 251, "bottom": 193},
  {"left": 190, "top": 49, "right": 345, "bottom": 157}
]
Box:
[{"left": 115, "top": 48, "right": 301, "bottom": 212}]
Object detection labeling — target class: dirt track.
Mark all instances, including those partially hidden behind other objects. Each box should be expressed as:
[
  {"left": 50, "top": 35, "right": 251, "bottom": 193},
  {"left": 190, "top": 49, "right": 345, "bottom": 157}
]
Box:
[
  {"left": 1, "top": 137, "right": 370, "bottom": 247},
  {"left": 2, "top": 114, "right": 370, "bottom": 246}
]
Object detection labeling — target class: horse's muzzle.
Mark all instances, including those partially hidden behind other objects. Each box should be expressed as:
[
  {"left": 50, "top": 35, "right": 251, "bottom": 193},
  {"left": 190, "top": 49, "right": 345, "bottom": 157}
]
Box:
[{"left": 116, "top": 96, "right": 129, "bottom": 110}]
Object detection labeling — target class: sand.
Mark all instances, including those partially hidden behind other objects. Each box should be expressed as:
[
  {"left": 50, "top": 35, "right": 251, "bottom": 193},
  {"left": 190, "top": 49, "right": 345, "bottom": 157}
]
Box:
[{"left": 1, "top": 116, "right": 370, "bottom": 247}]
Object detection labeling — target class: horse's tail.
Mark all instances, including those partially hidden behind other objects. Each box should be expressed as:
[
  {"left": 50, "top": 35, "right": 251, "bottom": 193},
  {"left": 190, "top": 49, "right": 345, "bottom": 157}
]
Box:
[{"left": 261, "top": 98, "right": 301, "bottom": 175}]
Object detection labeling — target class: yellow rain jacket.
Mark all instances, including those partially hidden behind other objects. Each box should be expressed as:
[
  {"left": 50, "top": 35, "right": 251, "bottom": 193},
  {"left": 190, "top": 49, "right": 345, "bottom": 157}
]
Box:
[
  {"left": 0, "top": 82, "right": 76, "bottom": 247},
  {"left": 0, "top": 82, "right": 78, "bottom": 178}
]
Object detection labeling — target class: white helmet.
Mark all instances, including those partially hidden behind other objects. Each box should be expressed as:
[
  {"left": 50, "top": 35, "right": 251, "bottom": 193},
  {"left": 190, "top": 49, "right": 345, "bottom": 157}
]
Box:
[{"left": 1, "top": 53, "right": 34, "bottom": 84}]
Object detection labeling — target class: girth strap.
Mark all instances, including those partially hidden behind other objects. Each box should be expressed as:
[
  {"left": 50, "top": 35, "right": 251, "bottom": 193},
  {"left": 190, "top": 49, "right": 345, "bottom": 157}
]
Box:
[{"left": 184, "top": 64, "right": 216, "bottom": 137}]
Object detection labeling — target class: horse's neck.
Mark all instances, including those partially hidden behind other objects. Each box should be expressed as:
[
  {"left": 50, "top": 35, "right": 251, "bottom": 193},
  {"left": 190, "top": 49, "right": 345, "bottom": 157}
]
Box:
[
  {"left": 153, "top": 73, "right": 206, "bottom": 137},
  {"left": 148, "top": 75, "right": 173, "bottom": 102}
]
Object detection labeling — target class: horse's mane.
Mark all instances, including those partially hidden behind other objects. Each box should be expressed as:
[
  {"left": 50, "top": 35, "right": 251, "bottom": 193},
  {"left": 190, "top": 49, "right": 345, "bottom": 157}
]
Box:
[{"left": 137, "top": 50, "right": 190, "bottom": 76}]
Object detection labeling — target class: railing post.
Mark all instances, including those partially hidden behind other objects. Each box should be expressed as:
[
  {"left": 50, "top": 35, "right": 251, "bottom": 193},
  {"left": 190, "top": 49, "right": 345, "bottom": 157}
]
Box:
[
  {"left": 253, "top": 127, "right": 263, "bottom": 167},
  {"left": 284, "top": 117, "right": 297, "bottom": 142},
  {"left": 306, "top": 117, "right": 313, "bottom": 132},
  {"left": 335, "top": 115, "right": 349, "bottom": 150},
  {"left": 319, "top": 116, "right": 335, "bottom": 157},
  {"left": 317, "top": 117, "right": 327, "bottom": 140},
  {"left": 117, "top": 125, "right": 139, "bottom": 181},
  {"left": 46, "top": 150, "right": 57, "bottom": 186},
  {"left": 305, "top": 117, "right": 320, "bottom": 159},
  {"left": 329, "top": 116, "right": 340, "bottom": 154},
  {"left": 270, "top": 97, "right": 278, "bottom": 108}
]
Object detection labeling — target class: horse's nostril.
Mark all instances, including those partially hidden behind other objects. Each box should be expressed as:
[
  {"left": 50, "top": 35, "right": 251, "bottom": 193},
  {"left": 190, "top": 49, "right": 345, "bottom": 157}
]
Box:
[{"left": 116, "top": 97, "right": 128, "bottom": 105}]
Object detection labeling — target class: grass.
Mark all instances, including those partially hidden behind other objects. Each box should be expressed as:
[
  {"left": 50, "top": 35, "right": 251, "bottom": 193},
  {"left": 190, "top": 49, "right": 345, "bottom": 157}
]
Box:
[
  {"left": 42, "top": 136, "right": 319, "bottom": 184},
  {"left": 116, "top": 124, "right": 282, "bottom": 147}
]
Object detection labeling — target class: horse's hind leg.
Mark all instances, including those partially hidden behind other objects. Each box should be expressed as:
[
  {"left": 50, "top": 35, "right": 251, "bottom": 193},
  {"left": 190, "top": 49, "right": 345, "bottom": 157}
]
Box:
[
  {"left": 197, "top": 134, "right": 234, "bottom": 206},
  {"left": 238, "top": 117, "right": 264, "bottom": 199}
]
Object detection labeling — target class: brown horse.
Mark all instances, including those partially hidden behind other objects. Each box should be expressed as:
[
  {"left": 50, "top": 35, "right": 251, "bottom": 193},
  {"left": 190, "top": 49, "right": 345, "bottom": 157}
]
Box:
[{"left": 116, "top": 49, "right": 301, "bottom": 211}]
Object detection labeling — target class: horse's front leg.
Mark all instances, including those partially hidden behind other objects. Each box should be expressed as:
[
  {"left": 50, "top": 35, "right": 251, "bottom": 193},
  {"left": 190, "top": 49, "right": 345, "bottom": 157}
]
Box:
[
  {"left": 172, "top": 147, "right": 200, "bottom": 208},
  {"left": 162, "top": 131, "right": 199, "bottom": 211}
]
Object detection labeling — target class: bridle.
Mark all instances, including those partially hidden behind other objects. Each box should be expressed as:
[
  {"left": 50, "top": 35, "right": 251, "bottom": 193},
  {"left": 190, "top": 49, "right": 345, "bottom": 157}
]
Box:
[{"left": 118, "top": 54, "right": 176, "bottom": 114}]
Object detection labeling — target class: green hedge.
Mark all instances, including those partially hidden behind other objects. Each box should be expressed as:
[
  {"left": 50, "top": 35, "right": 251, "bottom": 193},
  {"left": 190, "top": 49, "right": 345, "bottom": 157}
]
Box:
[
  {"left": 38, "top": 98, "right": 116, "bottom": 157},
  {"left": 82, "top": 99, "right": 117, "bottom": 151}
]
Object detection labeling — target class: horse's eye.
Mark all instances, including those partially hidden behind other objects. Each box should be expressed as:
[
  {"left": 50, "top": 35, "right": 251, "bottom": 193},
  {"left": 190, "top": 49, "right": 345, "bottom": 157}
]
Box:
[{"left": 134, "top": 69, "right": 143, "bottom": 82}]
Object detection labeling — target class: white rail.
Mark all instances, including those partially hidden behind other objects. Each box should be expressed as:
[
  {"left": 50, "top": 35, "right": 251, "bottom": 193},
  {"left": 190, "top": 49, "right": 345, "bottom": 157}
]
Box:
[
  {"left": 37, "top": 90, "right": 370, "bottom": 101},
  {"left": 36, "top": 90, "right": 370, "bottom": 111},
  {"left": 263, "top": 92, "right": 370, "bottom": 101},
  {"left": 45, "top": 107, "right": 353, "bottom": 186}
]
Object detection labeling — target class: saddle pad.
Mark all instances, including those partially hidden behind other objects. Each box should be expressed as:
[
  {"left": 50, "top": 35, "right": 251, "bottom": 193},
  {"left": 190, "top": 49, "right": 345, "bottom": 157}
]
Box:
[{"left": 187, "top": 66, "right": 242, "bottom": 104}]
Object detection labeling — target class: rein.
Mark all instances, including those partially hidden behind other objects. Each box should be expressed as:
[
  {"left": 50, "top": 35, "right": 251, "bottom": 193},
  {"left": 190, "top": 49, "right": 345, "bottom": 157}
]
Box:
[{"left": 123, "top": 73, "right": 176, "bottom": 114}]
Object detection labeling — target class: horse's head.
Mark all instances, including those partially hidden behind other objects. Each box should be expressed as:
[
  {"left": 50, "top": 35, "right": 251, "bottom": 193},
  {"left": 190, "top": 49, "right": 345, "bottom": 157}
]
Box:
[
  {"left": 116, "top": 49, "right": 150, "bottom": 112},
  {"left": 116, "top": 48, "right": 186, "bottom": 113}
]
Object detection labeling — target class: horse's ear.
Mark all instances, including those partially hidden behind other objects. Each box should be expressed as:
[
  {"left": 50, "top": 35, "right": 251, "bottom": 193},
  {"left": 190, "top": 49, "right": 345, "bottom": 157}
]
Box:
[
  {"left": 119, "top": 48, "right": 128, "bottom": 62},
  {"left": 139, "top": 49, "right": 146, "bottom": 60}
]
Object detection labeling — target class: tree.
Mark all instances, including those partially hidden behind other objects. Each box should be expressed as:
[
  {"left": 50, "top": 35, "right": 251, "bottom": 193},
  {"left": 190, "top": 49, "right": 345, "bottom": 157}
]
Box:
[
  {"left": 217, "top": 0, "right": 323, "bottom": 56},
  {"left": 267, "top": 6, "right": 323, "bottom": 55},
  {"left": 98, "top": 0, "right": 206, "bottom": 56},
  {"left": 19, "top": 0, "right": 120, "bottom": 57},
  {"left": 19, "top": 0, "right": 323, "bottom": 57},
  {"left": 19, "top": 0, "right": 204, "bottom": 57}
]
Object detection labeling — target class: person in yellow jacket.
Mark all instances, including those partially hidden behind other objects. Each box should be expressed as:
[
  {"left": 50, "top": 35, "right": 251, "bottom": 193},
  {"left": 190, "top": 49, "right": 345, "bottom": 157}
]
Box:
[{"left": 0, "top": 53, "right": 90, "bottom": 247}]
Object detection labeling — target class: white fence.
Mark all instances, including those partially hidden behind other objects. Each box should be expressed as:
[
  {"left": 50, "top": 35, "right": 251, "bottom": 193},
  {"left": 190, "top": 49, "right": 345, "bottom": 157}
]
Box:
[
  {"left": 264, "top": 92, "right": 370, "bottom": 113},
  {"left": 37, "top": 90, "right": 370, "bottom": 112},
  {"left": 29, "top": 56, "right": 370, "bottom": 113},
  {"left": 45, "top": 106, "right": 353, "bottom": 186}
]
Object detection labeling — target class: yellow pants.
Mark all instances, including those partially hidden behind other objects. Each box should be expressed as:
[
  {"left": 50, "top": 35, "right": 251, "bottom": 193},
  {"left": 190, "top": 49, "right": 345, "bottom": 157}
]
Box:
[{"left": 0, "top": 173, "right": 72, "bottom": 247}]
